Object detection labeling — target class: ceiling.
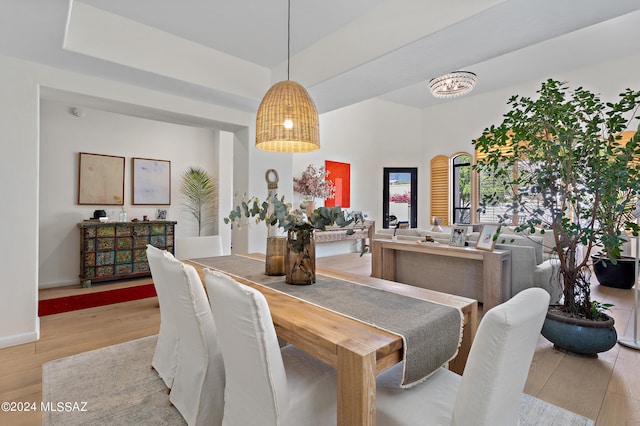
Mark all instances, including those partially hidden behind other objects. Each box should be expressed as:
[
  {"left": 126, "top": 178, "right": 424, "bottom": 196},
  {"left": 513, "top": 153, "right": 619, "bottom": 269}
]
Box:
[{"left": 3, "top": 0, "right": 640, "bottom": 116}]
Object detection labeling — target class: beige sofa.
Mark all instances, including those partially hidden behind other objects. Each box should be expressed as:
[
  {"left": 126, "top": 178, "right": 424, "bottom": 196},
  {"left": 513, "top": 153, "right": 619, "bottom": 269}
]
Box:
[{"left": 374, "top": 227, "right": 562, "bottom": 303}]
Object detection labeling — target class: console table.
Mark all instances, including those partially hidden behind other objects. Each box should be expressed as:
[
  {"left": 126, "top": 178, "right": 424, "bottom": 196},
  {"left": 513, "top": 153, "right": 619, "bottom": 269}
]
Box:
[
  {"left": 371, "top": 239, "right": 511, "bottom": 310},
  {"left": 314, "top": 220, "right": 374, "bottom": 254},
  {"left": 78, "top": 220, "right": 176, "bottom": 287}
]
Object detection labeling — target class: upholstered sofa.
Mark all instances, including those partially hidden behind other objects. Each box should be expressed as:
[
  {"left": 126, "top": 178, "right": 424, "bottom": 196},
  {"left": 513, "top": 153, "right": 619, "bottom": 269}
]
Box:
[{"left": 374, "top": 227, "right": 562, "bottom": 303}]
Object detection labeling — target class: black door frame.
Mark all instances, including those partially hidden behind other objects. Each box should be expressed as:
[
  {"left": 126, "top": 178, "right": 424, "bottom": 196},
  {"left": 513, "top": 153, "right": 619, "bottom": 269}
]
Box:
[{"left": 382, "top": 167, "right": 418, "bottom": 229}]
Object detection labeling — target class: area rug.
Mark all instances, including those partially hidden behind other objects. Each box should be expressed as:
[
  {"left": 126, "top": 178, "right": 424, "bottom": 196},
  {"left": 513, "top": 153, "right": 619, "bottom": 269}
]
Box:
[
  {"left": 38, "top": 284, "right": 157, "bottom": 316},
  {"left": 42, "top": 336, "right": 595, "bottom": 426}
]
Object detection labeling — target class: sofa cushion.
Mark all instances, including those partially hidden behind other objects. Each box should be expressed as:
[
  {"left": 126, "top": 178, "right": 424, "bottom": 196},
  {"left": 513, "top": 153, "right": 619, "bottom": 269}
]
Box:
[{"left": 495, "top": 235, "right": 544, "bottom": 265}]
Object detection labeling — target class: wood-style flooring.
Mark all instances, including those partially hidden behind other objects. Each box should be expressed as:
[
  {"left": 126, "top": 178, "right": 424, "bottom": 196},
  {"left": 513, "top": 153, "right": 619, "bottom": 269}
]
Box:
[{"left": 1, "top": 253, "right": 639, "bottom": 425}]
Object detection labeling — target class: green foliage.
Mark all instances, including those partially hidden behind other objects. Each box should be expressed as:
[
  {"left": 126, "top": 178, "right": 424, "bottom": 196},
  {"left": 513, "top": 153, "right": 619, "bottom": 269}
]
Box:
[
  {"left": 590, "top": 301, "right": 614, "bottom": 320},
  {"left": 180, "top": 167, "right": 217, "bottom": 236},
  {"left": 473, "top": 79, "right": 640, "bottom": 319},
  {"left": 224, "top": 193, "right": 363, "bottom": 248}
]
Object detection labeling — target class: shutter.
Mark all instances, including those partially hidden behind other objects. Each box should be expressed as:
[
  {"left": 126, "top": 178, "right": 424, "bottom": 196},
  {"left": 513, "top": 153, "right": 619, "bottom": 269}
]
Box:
[{"left": 430, "top": 155, "right": 449, "bottom": 226}]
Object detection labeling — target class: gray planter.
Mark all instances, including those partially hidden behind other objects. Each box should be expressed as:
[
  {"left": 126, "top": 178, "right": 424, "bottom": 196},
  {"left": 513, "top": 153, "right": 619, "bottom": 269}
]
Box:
[{"left": 541, "top": 307, "right": 617, "bottom": 357}]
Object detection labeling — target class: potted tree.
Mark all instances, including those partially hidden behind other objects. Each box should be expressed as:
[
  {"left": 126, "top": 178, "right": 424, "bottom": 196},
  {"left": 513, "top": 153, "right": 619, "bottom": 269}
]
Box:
[
  {"left": 180, "top": 166, "right": 217, "bottom": 236},
  {"left": 474, "top": 79, "right": 640, "bottom": 356},
  {"left": 592, "top": 129, "right": 640, "bottom": 288}
]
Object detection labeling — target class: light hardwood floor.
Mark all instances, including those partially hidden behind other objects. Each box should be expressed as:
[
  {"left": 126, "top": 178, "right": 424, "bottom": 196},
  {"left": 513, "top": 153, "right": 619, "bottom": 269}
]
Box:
[{"left": 1, "top": 253, "right": 639, "bottom": 425}]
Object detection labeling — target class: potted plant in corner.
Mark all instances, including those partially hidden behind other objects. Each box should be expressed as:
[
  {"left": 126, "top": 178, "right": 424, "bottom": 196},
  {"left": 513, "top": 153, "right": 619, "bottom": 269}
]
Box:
[
  {"left": 180, "top": 166, "right": 218, "bottom": 236},
  {"left": 592, "top": 129, "right": 640, "bottom": 289},
  {"left": 224, "top": 193, "right": 358, "bottom": 285},
  {"left": 474, "top": 79, "right": 640, "bottom": 356}
]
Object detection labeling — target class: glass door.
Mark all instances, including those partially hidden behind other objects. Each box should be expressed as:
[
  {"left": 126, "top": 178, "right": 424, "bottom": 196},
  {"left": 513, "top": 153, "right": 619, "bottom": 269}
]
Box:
[{"left": 383, "top": 168, "right": 417, "bottom": 228}]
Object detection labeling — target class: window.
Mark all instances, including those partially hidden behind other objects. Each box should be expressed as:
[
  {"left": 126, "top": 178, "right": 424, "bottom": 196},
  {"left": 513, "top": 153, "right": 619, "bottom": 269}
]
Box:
[
  {"left": 476, "top": 161, "right": 511, "bottom": 223},
  {"left": 452, "top": 154, "right": 471, "bottom": 224}
]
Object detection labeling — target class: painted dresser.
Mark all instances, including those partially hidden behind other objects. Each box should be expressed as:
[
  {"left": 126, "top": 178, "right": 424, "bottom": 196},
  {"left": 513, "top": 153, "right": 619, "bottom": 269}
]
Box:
[{"left": 78, "top": 220, "right": 176, "bottom": 287}]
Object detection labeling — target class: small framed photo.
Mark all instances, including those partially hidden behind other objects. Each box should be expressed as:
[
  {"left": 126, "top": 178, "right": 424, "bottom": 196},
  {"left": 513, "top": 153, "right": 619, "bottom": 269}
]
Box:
[
  {"left": 449, "top": 225, "right": 468, "bottom": 247},
  {"left": 476, "top": 224, "right": 501, "bottom": 251}
]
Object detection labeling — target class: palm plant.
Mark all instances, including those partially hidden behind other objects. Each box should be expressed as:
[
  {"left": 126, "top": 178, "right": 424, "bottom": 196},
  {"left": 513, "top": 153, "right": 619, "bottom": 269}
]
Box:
[{"left": 180, "top": 166, "right": 217, "bottom": 236}]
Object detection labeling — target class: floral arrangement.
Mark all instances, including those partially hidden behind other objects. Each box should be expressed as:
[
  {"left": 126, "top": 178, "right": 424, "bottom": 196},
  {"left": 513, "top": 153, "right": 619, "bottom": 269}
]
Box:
[
  {"left": 293, "top": 164, "right": 335, "bottom": 199},
  {"left": 390, "top": 192, "right": 411, "bottom": 203},
  {"left": 224, "top": 193, "right": 355, "bottom": 233}
]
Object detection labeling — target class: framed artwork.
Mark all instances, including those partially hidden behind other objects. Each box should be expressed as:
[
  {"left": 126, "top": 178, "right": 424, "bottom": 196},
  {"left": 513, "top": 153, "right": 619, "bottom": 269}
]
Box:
[
  {"left": 132, "top": 157, "right": 171, "bottom": 205},
  {"left": 325, "top": 160, "right": 350, "bottom": 208},
  {"left": 476, "top": 224, "right": 501, "bottom": 251},
  {"left": 449, "top": 225, "right": 468, "bottom": 247},
  {"left": 77, "top": 152, "right": 125, "bottom": 205}
]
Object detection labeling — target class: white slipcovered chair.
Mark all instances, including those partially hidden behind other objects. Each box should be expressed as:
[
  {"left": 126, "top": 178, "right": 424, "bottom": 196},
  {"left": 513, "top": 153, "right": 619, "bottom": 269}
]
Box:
[
  {"left": 146, "top": 245, "right": 179, "bottom": 389},
  {"left": 161, "top": 253, "right": 225, "bottom": 426},
  {"left": 375, "top": 287, "right": 550, "bottom": 426},
  {"left": 204, "top": 269, "right": 337, "bottom": 426},
  {"left": 175, "top": 235, "right": 223, "bottom": 260}
]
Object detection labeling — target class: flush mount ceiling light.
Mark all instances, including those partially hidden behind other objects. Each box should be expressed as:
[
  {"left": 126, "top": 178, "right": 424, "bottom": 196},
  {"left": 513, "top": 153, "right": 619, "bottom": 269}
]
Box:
[
  {"left": 255, "top": 0, "right": 319, "bottom": 153},
  {"left": 428, "top": 71, "right": 478, "bottom": 99}
]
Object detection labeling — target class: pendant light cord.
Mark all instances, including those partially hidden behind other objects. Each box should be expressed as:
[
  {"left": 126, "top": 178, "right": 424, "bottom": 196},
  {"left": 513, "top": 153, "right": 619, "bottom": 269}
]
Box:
[{"left": 287, "top": 0, "right": 291, "bottom": 80}]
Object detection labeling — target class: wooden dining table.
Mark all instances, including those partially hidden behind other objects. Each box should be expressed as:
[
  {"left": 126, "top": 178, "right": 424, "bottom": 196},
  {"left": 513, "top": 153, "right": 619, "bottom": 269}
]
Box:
[{"left": 186, "top": 254, "right": 477, "bottom": 426}]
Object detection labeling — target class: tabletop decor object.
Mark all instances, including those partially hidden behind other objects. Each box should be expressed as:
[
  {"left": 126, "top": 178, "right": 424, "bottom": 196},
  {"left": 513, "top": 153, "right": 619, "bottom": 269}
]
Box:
[
  {"left": 293, "top": 164, "right": 335, "bottom": 216},
  {"left": 224, "top": 193, "right": 358, "bottom": 284}
]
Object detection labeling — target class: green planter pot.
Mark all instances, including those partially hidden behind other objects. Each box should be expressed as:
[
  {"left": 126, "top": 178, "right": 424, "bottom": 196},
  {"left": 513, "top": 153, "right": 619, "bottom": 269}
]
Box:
[{"left": 541, "top": 307, "right": 617, "bottom": 357}]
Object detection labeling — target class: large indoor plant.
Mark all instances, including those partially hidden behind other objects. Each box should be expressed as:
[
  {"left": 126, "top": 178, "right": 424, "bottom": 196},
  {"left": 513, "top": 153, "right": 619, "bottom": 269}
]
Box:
[
  {"left": 474, "top": 79, "right": 640, "bottom": 355},
  {"left": 180, "top": 166, "right": 218, "bottom": 236},
  {"left": 592, "top": 129, "right": 640, "bottom": 288},
  {"left": 224, "top": 193, "right": 358, "bottom": 285}
]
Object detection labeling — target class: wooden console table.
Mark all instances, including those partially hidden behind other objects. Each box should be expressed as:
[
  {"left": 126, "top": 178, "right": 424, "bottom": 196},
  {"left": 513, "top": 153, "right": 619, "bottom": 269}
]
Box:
[
  {"left": 78, "top": 220, "right": 176, "bottom": 287},
  {"left": 371, "top": 239, "right": 511, "bottom": 310}
]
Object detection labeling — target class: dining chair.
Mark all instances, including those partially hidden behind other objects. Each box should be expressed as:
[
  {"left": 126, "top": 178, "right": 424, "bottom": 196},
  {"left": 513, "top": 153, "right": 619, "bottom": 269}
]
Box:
[
  {"left": 375, "top": 287, "right": 550, "bottom": 426},
  {"left": 161, "top": 254, "right": 225, "bottom": 426},
  {"left": 146, "top": 245, "right": 179, "bottom": 389},
  {"left": 204, "top": 268, "right": 337, "bottom": 426},
  {"left": 175, "top": 235, "right": 224, "bottom": 260}
]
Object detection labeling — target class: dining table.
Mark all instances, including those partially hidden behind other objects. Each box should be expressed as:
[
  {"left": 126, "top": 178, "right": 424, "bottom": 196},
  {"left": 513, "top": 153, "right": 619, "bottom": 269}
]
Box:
[{"left": 185, "top": 254, "right": 478, "bottom": 426}]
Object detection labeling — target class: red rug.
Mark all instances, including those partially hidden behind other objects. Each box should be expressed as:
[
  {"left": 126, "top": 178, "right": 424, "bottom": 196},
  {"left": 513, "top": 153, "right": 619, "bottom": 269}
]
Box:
[{"left": 39, "top": 284, "right": 157, "bottom": 316}]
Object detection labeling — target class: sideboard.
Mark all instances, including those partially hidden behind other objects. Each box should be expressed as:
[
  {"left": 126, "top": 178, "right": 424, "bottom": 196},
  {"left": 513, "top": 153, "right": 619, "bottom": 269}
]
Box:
[
  {"left": 371, "top": 238, "right": 511, "bottom": 310},
  {"left": 78, "top": 220, "right": 177, "bottom": 287}
]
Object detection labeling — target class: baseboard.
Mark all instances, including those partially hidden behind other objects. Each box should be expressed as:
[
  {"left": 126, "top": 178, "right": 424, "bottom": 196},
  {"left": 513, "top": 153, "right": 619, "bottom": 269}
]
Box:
[
  {"left": 0, "top": 328, "right": 39, "bottom": 349},
  {"left": 39, "top": 279, "right": 81, "bottom": 290}
]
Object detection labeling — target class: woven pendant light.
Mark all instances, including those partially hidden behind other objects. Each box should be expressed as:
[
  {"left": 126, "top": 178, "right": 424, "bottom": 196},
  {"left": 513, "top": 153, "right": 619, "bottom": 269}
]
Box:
[{"left": 255, "top": 0, "right": 319, "bottom": 153}]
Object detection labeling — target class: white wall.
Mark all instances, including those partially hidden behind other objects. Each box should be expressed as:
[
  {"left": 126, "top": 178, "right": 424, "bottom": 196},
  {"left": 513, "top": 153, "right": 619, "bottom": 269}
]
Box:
[
  {"left": 0, "top": 54, "right": 255, "bottom": 348},
  {"left": 38, "top": 99, "right": 225, "bottom": 288},
  {"left": 294, "top": 98, "right": 424, "bottom": 229}
]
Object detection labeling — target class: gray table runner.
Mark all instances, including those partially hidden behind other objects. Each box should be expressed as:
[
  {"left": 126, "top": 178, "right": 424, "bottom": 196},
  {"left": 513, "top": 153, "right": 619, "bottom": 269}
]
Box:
[{"left": 193, "top": 255, "right": 463, "bottom": 387}]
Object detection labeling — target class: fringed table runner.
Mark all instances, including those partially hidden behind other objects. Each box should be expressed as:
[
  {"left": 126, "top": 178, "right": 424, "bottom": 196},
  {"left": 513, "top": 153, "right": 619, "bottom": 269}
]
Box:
[{"left": 193, "top": 255, "right": 463, "bottom": 387}]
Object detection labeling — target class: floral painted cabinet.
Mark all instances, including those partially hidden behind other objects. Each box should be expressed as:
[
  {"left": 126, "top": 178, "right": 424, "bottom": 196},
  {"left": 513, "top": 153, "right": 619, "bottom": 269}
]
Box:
[{"left": 78, "top": 220, "right": 176, "bottom": 287}]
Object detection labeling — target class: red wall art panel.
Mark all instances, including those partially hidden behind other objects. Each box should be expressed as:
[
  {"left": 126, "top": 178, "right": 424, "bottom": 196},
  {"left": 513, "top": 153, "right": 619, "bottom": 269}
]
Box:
[{"left": 325, "top": 160, "right": 350, "bottom": 208}]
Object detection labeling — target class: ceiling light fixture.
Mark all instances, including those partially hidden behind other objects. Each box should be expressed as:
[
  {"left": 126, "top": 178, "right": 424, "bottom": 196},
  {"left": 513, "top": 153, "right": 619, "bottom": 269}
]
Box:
[
  {"left": 255, "top": 0, "right": 319, "bottom": 153},
  {"left": 428, "top": 71, "right": 477, "bottom": 99}
]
